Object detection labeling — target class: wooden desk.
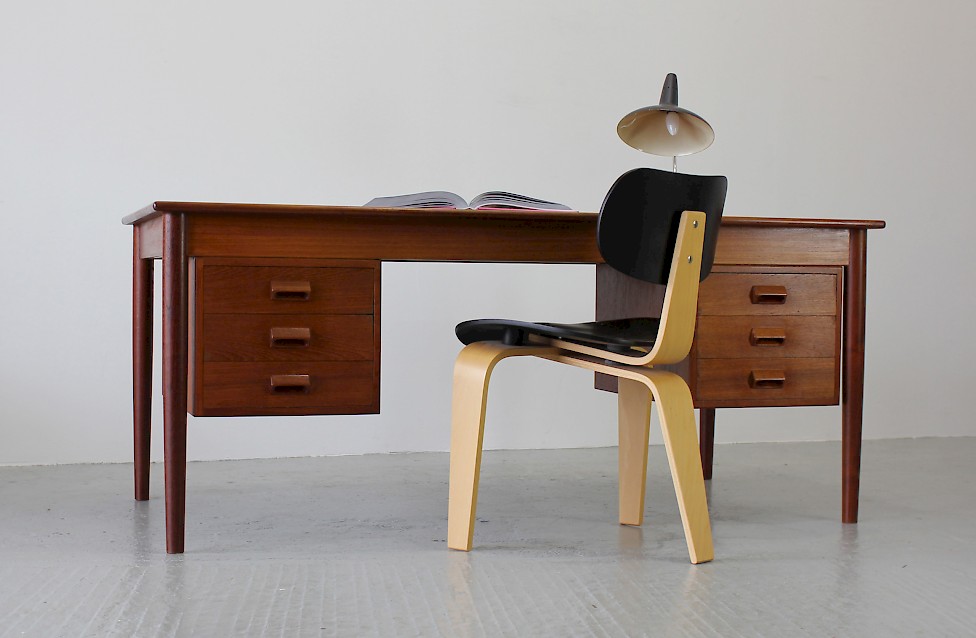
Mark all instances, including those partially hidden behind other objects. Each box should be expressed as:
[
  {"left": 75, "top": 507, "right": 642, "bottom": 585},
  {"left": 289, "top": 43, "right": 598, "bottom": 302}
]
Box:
[{"left": 124, "top": 203, "right": 883, "bottom": 553}]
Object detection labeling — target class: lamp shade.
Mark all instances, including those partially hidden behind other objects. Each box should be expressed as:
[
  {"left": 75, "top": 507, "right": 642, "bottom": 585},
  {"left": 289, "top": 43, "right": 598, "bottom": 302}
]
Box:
[{"left": 617, "top": 73, "right": 714, "bottom": 156}]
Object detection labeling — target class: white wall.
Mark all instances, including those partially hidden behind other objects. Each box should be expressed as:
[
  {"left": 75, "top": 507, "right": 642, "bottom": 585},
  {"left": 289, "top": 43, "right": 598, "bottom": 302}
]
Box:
[{"left": 2, "top": 1, "right": 974, "bottom": 465}]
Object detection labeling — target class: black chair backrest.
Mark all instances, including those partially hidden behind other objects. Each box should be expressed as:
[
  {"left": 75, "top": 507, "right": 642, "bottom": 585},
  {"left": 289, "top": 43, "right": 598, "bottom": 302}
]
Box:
[{"left": 597, "top": 168, "right": 728, "bottom": 285}]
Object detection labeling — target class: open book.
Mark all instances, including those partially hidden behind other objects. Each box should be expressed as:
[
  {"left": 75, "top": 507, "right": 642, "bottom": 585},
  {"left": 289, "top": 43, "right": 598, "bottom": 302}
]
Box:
[{"left": 364, "top": 190, "right": 573, "bottom": 211}]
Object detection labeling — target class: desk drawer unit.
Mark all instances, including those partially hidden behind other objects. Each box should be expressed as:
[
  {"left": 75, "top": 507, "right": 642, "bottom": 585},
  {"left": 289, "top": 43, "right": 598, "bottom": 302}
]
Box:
[
  {"left": 189, "top": 258, "right": 381, "bottom": 416},
  {"left": 690, "top": 266, "right": 842, "bottom": 408}
]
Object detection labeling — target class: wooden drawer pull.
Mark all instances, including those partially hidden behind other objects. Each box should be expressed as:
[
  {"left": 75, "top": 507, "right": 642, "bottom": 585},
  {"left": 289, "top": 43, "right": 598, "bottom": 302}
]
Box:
[
  {"left": 750, "top": 328, "right": 787, "bottom": 347},
  {"left": 270, "top": 327, "right": 311, "bottom": 348},
  {"left": 270, "top": 374, "right": 311, "bottom": 394},
  {"left": 270, "top": 280, "right": 311, "bottom": 301},
  {"left": 749, "top": 369, "right": 786, "bottom": 389},
  {"left": 750, "top": 285, "right": 788, "bottom": 304}
]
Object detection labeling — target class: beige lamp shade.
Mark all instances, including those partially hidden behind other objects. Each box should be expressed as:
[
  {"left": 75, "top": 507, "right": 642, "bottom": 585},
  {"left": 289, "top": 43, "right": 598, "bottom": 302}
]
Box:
[{"left": 617, "top": 73, "right": 714, "bottom": 157}]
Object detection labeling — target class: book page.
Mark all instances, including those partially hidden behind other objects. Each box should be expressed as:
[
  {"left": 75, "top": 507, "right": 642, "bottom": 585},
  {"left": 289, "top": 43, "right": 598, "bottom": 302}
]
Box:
[
  {"left": 468, "top": 191, "right": 573, "bottom": 211},
  {"left": 364, "top": 191, "right": 467, "bottom": 209}
]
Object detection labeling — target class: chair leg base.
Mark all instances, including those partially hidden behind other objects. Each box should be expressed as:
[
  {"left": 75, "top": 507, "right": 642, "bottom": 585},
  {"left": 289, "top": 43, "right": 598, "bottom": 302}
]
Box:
[
  {"left": 548, "top": 354, "right": 714, "bottom": 564},
  {"left": 618, "top": 378, "right": 652, "bottom": 526},
  {"left": 447, "top": 342, "right": 557, "bottom": 551},
  {"left": 446, "top": 344, "right": 714, "bottom": 564},
  {"left": 646, "top": 371, "right": 714, "bottom": 564}
]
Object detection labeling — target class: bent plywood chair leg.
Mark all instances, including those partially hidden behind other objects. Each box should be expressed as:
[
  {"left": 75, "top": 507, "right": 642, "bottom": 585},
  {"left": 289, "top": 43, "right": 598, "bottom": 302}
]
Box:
[
  {"left": 544, "top": 353, "right": 714, "bottom": 564},
  {"left": 447, "top": 347, "right": 492, "bottom": 551},
  {"left": 645, "top": 370, "right": 714, "bottom": 564},
  {"left": 447, "top": 342, "right": 556, "bottom": 551},
  {"left": 618, "top": 377, "right": 653, "bottom": 526}
]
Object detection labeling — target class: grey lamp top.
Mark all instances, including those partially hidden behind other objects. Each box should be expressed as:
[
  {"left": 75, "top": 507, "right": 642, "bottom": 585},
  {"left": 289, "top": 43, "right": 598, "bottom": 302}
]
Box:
[{"left": 617, "top": 73, "right": 715, "bottom": 157}]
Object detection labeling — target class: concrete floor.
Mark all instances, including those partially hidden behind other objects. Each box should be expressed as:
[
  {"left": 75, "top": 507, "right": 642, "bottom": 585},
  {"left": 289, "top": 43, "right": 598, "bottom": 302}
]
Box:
[{"left": 1, "top": 437, "right": 974, "bottom": 637}]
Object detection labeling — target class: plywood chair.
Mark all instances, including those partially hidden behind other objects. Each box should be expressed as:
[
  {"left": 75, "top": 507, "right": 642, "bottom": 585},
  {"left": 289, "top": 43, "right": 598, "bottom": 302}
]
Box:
[{"left": 447, "top": 167, "right": 728, "bottom": 564}]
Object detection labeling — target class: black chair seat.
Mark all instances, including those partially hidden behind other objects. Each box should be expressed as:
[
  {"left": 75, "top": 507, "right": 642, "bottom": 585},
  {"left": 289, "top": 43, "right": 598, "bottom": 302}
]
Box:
[{"left": 455, "top": 317, "right": 660, "bottom": 353}]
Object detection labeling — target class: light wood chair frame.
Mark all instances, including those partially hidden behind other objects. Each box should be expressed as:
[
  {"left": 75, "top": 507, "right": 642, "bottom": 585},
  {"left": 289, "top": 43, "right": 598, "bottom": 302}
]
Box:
[{"left": 447, "top": 211, "right": 714, "bottom": 564}]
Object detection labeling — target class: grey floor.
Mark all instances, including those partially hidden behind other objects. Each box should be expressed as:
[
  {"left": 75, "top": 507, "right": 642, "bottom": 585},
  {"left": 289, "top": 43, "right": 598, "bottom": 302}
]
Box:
[{"left": 1, "top": 438, "right": 974, "bottom": 637}]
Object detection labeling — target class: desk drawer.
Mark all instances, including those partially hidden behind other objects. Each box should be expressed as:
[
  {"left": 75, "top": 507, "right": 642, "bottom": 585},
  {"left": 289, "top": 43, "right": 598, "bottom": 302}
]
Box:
[
  {"left": 202, "top": 314, "right": 374, "bottom": 362},
  {"left": 201, "top": 262, "right": 376, "bottom": 314},
  {"left": 698, "top": 272, "right": 838, "bottom": 316},
  {"left": 695, "top": 358, "right": 837, "bottom": 405},
  {"left": 695, "top": 315, "right": 837, "bottom": 359},
  {"left": 189, "top": 257, "right": 381, "bottom": 416},
  {"left": 687, "top": 267, "right": 842, "bottom": 407},
  {"left": 198, "top": 361, "right": 378, "bottom": 415}
]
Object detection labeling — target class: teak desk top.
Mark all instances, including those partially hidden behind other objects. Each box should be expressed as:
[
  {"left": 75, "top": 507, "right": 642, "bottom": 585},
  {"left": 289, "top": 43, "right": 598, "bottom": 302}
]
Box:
[
  {"left": 125, "top": 202, "right": 884, "bottom": 553},
  {"left": 125, "top": 201, "right": 883, "bottom": 262}
]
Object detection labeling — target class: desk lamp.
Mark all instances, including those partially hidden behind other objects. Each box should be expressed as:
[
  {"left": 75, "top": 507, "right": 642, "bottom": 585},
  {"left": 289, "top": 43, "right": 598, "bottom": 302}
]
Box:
[{"left": 617, "top": 73, "right": 714, "bottom": 171}]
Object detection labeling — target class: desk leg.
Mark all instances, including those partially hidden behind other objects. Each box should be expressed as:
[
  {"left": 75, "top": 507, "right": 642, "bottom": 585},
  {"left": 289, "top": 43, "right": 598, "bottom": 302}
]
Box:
[
  {"left": 162, "top": 213, "right": 188, "bottom": 553},
  {"left": 699, "top": 408, "right": 715, "bottom": 480},
  {"left": 842, "top": 229, "right": 868, "bottom": 523},
  {"left": 133, "top": 228, "right": 153, "bottom": 501}
]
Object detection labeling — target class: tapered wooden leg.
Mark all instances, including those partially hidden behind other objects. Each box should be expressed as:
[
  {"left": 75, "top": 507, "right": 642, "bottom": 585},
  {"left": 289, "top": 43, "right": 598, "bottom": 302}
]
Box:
[
  {"left": 447, "top": 342, "right": 555, "bottom": 551},
  {"left": 699, "top": 408, "right": 715, "bottom": 481},
  {"left": 618, "top": 378, "right": 652, "bottom": 526},
  {"left": 133, "top": 228, "right": 153, "bottom": 501},
  {"left": 645, "top": 371, "right": 713, "bottom": 564},
  {"left": 842, "top": 229, "right": 867, "bottom": 524},
  {"left": 162, "top": 213, "right": 188, "bottom": 554}
]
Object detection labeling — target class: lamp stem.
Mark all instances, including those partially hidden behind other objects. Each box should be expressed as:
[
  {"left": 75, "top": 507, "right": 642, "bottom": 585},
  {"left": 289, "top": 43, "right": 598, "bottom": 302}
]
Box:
[{"left": 672, "top": 156, "right": 677, "bottom": 173}]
